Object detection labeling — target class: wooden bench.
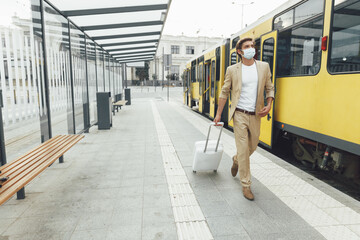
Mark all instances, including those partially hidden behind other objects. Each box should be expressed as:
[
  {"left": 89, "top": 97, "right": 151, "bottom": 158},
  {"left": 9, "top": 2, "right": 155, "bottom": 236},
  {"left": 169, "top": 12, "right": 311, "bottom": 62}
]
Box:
[
  {"left": 112, "top": 100, "right": 128, "bottom": 115},
  {"left": 0, "top": 134, "right": 84, "bottom": 205}
]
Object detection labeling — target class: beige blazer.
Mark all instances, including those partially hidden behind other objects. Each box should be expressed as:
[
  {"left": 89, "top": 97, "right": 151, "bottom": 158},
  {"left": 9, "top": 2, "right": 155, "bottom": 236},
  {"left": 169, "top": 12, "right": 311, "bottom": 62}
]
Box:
[{"left": 219, "top": 60, "right": 275, "bottom": 121}]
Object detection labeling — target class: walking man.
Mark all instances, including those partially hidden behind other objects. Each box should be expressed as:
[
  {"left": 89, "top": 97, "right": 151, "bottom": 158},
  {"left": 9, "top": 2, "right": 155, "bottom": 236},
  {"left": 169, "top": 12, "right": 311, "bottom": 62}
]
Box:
[{"left": 214, "top": 37, "right": 274, "bottom": 200}]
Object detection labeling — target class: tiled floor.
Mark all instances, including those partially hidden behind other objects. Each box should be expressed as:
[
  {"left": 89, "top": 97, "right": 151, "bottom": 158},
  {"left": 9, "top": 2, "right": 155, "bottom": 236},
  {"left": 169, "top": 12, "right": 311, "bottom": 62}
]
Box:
[{"left": 0, "top": 87, "right": 359, "bottom": 240}]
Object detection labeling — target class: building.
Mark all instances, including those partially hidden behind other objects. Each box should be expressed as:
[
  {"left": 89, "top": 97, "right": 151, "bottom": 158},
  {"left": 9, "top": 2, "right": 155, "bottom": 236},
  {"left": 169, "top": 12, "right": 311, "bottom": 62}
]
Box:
[{"left": 148, "top": 35, "right": 223, "bottom": 85}]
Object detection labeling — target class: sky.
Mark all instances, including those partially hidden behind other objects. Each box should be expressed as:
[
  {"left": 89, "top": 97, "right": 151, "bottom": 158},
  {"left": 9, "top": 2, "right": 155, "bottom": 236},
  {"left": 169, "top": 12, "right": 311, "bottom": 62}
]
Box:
[{"left": 162, "top": 0, "right": 289, "bottom": 38}]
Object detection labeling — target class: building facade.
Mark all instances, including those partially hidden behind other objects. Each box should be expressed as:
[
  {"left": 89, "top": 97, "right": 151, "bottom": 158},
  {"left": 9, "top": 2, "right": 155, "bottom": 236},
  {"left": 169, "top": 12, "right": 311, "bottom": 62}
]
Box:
[{"left": 149, "top": 35, "right": 223, "bottom": 85}]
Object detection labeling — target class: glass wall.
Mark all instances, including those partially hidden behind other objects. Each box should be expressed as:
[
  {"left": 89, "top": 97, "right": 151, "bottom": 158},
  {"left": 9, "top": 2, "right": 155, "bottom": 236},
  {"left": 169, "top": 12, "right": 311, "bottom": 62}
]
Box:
[
  {"left": 44, "top": 2, "right": 72, "bottom": 135},
  {"left": 70, "top": 23, "right": 86, "bottom": 133},
  {"left": 86, "top": 38, "right": 97, "bottom": 124},
  {"left": 0, "top": 0, "right": 44, "bottom": 161},
  {"left": 104, "top": 53, "right": 110, "bottom": 92},
  {"left": 96, "top": 46, "right": 104, "bottom": 92}
]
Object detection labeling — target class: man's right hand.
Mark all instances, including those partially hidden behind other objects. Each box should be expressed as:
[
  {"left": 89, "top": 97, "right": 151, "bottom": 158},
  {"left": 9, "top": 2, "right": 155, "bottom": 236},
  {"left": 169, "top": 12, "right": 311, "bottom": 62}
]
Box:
[{"left": 214, "top": 114, "right": 221, "bottom": 125}]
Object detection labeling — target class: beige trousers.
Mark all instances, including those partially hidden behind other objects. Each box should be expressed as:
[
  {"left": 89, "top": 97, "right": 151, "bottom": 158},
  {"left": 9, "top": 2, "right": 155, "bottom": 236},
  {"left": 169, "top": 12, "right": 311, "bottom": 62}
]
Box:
[{"left": 233, "top": 111, "right": 261, "bottom": 187}]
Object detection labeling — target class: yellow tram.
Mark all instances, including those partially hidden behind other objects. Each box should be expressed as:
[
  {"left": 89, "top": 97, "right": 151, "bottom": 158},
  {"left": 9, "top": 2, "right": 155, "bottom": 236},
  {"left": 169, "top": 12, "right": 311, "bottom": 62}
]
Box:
[{"left": 183, "top": 0, "right": 360, "bottom": 178}]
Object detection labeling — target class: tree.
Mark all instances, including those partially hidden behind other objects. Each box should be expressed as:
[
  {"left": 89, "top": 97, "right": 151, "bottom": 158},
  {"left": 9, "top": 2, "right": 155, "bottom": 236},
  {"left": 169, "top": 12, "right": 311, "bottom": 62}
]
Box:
[
  {"left": 152, "top": 74, "right": 158, "bottom": 80},
  {"left": 135, "top": 62, "right": 149, "bottom": 82}
]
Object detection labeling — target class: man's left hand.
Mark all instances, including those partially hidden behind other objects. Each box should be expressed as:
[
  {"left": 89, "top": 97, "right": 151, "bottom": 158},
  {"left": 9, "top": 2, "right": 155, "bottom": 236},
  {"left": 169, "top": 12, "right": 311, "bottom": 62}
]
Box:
[{"left": 258, "top": 105, "right": 271, "bottom": 118}]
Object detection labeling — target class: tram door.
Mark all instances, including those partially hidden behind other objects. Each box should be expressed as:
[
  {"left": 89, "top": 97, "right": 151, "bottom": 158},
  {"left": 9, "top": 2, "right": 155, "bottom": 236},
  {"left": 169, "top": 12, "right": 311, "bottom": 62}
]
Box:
[
  {"left": 198, "top": 62, "right": 204, "bottom": 113},
  {"left": 186, "top": 70, "right": 190, "bottom": 106},
  {"left": 209, "top": 58, "right": 216, "bottom": 118},
  {"left": 203, "top": 61, "right": 211, "bottom": 115},
  {"left": 259, "top": 30, "right": 278, "bottom": 148}
]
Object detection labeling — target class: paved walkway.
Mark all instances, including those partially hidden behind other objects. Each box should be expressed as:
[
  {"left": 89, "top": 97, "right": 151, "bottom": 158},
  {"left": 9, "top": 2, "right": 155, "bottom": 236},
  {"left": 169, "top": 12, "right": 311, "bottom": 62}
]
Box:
[{"left": 0, "top": 87, "right": 359, "bottom": 240}]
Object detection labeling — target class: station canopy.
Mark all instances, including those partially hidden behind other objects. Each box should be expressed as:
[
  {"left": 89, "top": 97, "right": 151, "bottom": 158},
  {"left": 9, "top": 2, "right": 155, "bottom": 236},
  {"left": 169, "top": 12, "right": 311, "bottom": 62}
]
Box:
[{"left": 50, "top": 0, "right": 172, "bottom": 64}]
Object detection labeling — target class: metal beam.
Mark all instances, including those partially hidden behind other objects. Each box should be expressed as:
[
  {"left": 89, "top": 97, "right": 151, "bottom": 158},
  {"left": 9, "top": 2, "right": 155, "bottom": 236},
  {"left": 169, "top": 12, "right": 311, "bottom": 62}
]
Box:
[
  {"left": 108, "top": 45, "right": 156, "bottom": 53},
  {"left": 82, "top": 21, "right": 163, "bottom": 31},
  {"left": 115, "top": 53, "right": 155, "bottom": 60},
  {"left": 112, "top": 50, "right": 156, "bottom": 57},
  {"left": 93, "top": 31, "right": 161, "bottom": 41},
  {"left": 117, "top": 56, "right": 154, "bottom": 61},
  {"left": 118, "top": 58, "right": 153, "bottom": 63},
  {"left": 101, "top": 39, "right": 158, "bottom": 48},
  {"left": 116, "top": 55, "right": 154, "bottom": 60},
  {"left": 63, "top": 4, "right": 168, "bottom": 17}
]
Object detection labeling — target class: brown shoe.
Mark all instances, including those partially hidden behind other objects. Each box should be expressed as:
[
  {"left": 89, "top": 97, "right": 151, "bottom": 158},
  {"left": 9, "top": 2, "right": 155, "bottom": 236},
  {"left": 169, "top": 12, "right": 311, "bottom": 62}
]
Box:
[
  {"left": 242, "top": 187, "right": 254, "bottom": 201},
  {"left": 231, "top": 156, "right": 238, "bottom": 177}
]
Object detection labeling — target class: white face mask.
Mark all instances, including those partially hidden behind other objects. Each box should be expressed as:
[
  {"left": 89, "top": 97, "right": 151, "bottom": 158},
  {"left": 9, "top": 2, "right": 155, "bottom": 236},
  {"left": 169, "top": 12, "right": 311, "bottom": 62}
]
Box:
[{"left": 242, "top": 47, "right": 255, "bottom": 60}]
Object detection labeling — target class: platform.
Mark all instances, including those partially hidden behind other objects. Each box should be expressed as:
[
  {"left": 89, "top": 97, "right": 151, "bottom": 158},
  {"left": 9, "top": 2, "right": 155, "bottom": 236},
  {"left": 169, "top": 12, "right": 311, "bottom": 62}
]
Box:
[{"left": 0, "top": 87, "right": 359, "bottom": 240}]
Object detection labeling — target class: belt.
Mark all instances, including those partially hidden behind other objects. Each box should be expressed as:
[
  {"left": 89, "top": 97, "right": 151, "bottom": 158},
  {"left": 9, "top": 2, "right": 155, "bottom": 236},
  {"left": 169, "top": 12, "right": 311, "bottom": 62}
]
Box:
[{"left": 235, "top": 108, "right": 256, "bottom": 115}]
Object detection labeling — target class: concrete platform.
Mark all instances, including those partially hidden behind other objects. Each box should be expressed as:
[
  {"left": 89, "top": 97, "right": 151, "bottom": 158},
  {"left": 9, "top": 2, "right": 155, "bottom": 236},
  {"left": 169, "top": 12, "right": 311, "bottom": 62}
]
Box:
[{"left": 0, "top": 87, "right": 359, "bottom": 240}]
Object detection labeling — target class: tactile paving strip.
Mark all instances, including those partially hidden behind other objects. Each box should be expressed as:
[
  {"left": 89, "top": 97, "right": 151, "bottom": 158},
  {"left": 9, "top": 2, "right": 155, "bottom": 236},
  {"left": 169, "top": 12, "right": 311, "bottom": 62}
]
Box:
[{"left": 151, "top": 101, "right": 214, "bottom": 240}]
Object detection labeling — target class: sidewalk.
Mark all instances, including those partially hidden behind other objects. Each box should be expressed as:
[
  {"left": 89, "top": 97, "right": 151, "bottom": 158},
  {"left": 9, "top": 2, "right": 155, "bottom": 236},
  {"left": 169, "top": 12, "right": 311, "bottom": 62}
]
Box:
[{"left": 0, "top": 87, "right": 359, "bottom": 240}]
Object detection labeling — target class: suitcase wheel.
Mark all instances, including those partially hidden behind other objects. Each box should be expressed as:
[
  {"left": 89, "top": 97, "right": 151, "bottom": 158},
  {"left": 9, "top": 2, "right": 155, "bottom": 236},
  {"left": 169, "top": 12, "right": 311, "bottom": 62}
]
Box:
[
  {"left": 193, "top": 170, "right": 196, "bottom": 173},
  {"left": 213, "top": 170, "right": 217, "bottom": 173}
]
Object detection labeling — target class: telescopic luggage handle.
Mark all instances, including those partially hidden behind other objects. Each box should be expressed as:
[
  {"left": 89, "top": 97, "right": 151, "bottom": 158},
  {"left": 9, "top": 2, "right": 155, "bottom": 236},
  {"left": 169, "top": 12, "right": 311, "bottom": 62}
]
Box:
[{"left": 204, "top": 122, "right": 224, "bottom": 153}]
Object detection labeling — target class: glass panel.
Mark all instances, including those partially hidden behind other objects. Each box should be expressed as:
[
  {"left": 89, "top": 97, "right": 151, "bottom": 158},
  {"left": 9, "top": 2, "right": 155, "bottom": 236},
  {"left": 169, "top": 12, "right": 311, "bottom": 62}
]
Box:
[
  {"left": 329, "top": 0, "right": 360, "bottom": 73},
  {"left": 277, "top": 16, "right": 323, "bottom": 76},
  {"left": 274, "top": 9, "right": 294, "bottom": 30},
  {"left": 0, "top": 0, "right": 43, "bottom": 161},
  {"left": 262, "top": 38, "right": 275, "bottom": 73},
  {"left": 231, "top": 52, "right": 237, "bottom": 65},
  {"left": 295, "top": 0, "right": 323, "bottom": 23},
  {"left": 44, "top": 2, "right": 72, "bottom": 135},
  {"left": 191, "top": 65, "right": 196, "bottom": 83},
  {"left": 171, "top": 45, "right": 180, "bottom": 54},
  {"left": 198, "top": 64, "right": 202, "bottom": 96},
  {"left": 96, "top": 46, "right": 104, "bottom": 91},
  {"left": 211, "top": 61, "right": 215, "bottom": 98},
  {"left": 104, "top": 53, "right": 110, "bottom": 92},
  {"left": 86, "top": 37, "right": 97, "bottom": 124},
  {"left": 186, "top": 46, "right": 195, "bottom": 55},
  {"left": 255, "top": 39, "right": 261, "bottom": 60},
  {"left": 70, "top": 23, "right": 85, "bottom": 133}
]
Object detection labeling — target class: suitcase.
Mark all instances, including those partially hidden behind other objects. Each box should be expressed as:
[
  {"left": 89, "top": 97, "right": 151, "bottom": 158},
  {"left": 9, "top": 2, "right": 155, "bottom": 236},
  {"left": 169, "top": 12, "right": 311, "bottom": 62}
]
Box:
[{"left": 192, "top": 122, "right": 224, "bottom": 173}]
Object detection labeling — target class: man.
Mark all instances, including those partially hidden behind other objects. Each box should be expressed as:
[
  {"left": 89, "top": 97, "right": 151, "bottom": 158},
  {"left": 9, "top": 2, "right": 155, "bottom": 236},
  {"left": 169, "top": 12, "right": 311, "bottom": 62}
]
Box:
[{"left": 214, "top": 37, "right": 274, "bottom": 201}]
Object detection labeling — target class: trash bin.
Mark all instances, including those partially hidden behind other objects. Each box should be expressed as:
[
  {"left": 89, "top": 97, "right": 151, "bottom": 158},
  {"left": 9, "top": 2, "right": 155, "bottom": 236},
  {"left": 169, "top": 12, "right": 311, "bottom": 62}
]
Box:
[
  {"left": 97, "top": 92, "right": 112, "bottom": 130},
  {"left": 125, "top": 88, "right": 131, "bottom": 105}
]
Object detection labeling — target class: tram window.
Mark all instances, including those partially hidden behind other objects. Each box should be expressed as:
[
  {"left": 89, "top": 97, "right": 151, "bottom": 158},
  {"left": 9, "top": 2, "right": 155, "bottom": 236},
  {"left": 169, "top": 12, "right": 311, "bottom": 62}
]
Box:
[
  {"left": 294, "top": 0, "right": 323, "bottom": 24},
  {"left": 277, "top": 16, "right": 323, "bottom": 76},
  {"left": 274, "top": 0, "right": 324, "bottom": 30},
  {"left": 231, "top": 52, "right": 237, "bottom": 65},
  {"left": 262, "top": 38, "right": 274, "bottom": 74},
  {"left": 191, "top": 66, "right": 196, "bottom": 82},
  {"left": 255, "top": 39, "right": 260, "bottom": 60},
  {"left": 274, "top": 10, "right": 294, "bottom": 30},
  {"left": 329, "top": 0, "right": 360, "bottom": 73},
  {"left": 211, "top": 61, "right": 215, "bottom": 98}
]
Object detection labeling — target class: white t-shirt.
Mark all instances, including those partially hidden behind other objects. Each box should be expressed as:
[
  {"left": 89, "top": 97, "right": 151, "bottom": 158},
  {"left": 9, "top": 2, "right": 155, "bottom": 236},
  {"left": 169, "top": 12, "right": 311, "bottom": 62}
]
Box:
[{"left": 236, "top": 63, "right": 258, "bottom": 112}]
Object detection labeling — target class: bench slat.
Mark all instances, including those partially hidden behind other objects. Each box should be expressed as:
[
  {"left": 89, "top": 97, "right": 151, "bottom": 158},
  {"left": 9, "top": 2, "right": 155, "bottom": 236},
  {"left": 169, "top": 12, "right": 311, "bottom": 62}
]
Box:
[
  {"left": 0, "top": 135, "right": 62, "bottom": 173},
  {"left": 0, "top": 135, "right": 75, "bottom": 186},
  {"left": 0, "top": 135, "right": 68, "bottom": 176},
  {"left": 0, "top": 135, "right": 83, "bottom": 205},
  {"left": 0, "top": 135, "right": 83, "bottom": 193}
]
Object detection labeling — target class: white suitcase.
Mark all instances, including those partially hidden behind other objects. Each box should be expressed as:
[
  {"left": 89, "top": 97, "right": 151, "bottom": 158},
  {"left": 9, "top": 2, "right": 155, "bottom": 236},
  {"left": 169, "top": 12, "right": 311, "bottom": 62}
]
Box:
[{"left": 192, "top": 122, "right": 224, "bottom": 173}]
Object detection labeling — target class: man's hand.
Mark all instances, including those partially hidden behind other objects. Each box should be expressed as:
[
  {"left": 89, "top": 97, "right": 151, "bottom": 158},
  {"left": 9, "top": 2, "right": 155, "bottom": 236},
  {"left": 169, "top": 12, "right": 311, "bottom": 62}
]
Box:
[
  {"left": 214, "top": 114, "right": 221, "bottom": 125},
  {"left": 258, "top": 105, "right": 271, "bottom": 118}
]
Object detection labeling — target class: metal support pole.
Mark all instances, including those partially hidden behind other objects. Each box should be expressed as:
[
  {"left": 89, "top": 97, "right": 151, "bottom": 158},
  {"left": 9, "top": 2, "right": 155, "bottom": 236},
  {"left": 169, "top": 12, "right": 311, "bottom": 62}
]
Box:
[
  {"left": 68, "top": 22, "right": 76, "bottom": 134},
  {"left": 103, "top": 54, "right": 106, "bottom": 91},
  {"left": 162, "top": 47, "right": 164, "bottom": 90},
  {"left": 167, "top": 67, "right": 170, "bottom": 102},
  {"left": 94, "top": 47, "right": 98, "bottom": 93},
  {"left": 84, "top": 37, "right": 90, "bottom": 133},
  {"left": 0, "top": 90, "right": 6, "bottom": 166},
  {"left": 40, "top": 0, "right": 52, "bottom": 141},
  {"left": 17, "top": 187, "right": 25, "bottom": 200}
]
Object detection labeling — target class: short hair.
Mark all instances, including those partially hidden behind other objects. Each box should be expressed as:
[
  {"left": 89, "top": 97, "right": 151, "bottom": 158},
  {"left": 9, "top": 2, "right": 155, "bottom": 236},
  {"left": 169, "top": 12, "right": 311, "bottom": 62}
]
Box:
[{"left": 235, "top": 37, "right": 254, "bottom": 59}]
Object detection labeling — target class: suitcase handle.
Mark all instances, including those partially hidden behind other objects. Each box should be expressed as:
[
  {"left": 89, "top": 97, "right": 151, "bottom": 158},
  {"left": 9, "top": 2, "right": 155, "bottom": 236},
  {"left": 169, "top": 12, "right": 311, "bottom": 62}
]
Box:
[{"left": 204, "top": 122, "right": 224, "bottom": 153}]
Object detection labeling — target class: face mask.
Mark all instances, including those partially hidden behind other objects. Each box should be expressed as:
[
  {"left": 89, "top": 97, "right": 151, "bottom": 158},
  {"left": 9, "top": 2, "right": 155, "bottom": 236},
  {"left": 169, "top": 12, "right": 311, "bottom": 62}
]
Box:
[{"left": 242, "top": 47, "right": 255, "bottom": 60}]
